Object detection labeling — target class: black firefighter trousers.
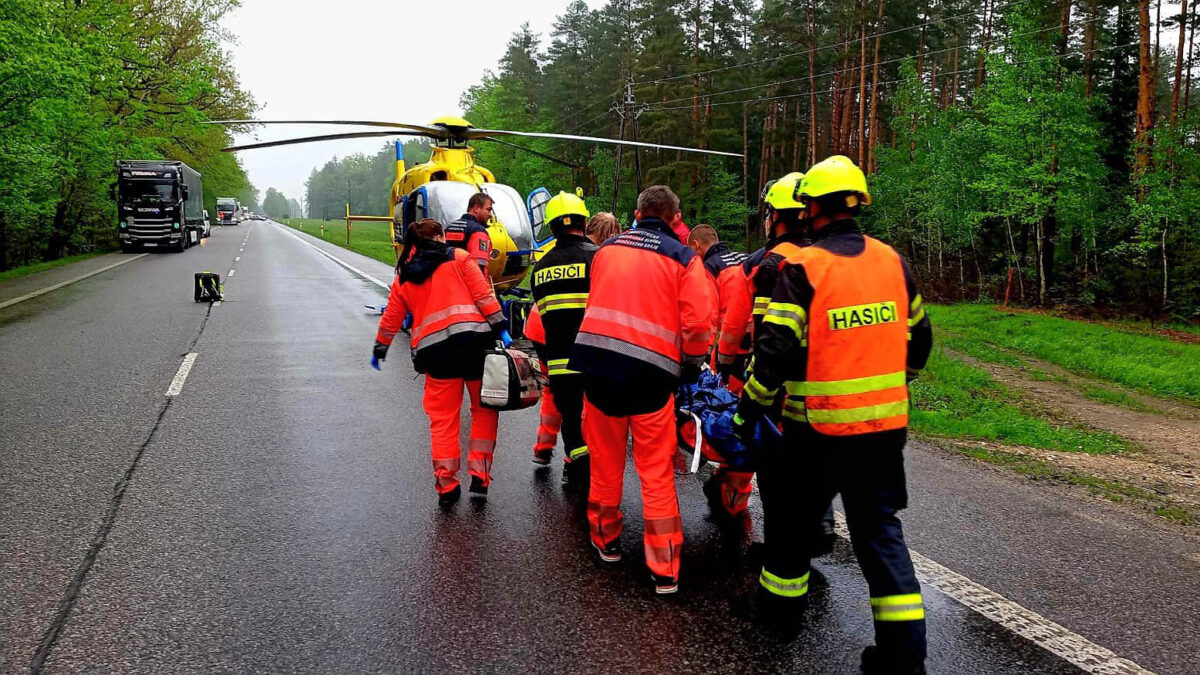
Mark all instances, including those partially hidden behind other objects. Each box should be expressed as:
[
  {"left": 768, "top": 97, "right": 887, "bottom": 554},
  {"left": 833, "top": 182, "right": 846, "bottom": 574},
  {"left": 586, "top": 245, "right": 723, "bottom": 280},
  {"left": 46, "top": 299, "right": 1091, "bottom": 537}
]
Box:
[
  {"left": 757, "top": 423, "right": 927, "bottom": 661},
  {"left": 549, "top": 373, "right": 588, "bottom": 464}
]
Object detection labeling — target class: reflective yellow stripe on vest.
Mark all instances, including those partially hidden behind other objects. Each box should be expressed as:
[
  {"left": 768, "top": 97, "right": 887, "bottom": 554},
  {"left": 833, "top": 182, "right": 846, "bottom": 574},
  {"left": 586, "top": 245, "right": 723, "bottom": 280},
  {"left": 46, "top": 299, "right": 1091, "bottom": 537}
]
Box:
[
  {"left": 786, "top": 371, "right": 906, "bottom": 397},
  {"left": 537, "top": 292, "right": 589, "bottom": 313},
  {"left": 870, "top": 593, "right": 925, "bottom": 622},
  {"left": 763, "top": 301, "right": 808, "bottom": 346},
  {"left": 806, "top": 400, "right": 909, "bottom": 424},
  {"left": 782, "top": 396, "right": 808, "bottom": 422},
  {"left": 546, "top": 358, "right": 580, "bottom": 376},
  {"left": 752, "top": 296, "right": 770, "bottom": 316}
]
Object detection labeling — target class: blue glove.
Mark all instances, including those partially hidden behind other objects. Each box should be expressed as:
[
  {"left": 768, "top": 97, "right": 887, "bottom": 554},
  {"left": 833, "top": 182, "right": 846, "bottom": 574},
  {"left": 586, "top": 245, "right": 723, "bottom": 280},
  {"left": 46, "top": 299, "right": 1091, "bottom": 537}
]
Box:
[
  {"left": 371, "top": 342, "right": 388, "bottom": 370},
  {"left": 370, "top": 355, "right": 381, "bottom": 371},
  {"left": 401, "top": 312, "right": 413, "bottom": 332},
  {"left": 498, "top": 328, "right": 513, "bottom": 348}
]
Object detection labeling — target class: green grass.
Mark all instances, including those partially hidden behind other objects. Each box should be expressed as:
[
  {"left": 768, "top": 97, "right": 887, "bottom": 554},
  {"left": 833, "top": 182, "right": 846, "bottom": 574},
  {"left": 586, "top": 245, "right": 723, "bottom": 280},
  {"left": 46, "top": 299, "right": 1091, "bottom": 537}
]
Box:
[
  {"left": 1080, "top": 385, "right": 1155, "bottom": 412},
  {"left": 0, "top": 250, "right": 112, "bottom": 283},
  {"left": 286, "top": 219, "right": 397, "bottom": 266},
  {"left": 957, "top": 444, "right": 1194, "bottom": 526},
  {"left": 931, "top": 304, "right": 1200, "bottom": 405},
  {"left": 911, "top": 347, "right": 1131, "bottom": 455}
]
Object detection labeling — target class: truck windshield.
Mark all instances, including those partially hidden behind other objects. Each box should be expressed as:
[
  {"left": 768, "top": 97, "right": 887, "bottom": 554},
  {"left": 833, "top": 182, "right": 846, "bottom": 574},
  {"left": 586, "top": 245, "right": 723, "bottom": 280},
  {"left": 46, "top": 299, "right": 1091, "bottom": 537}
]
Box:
[
  {"left": 125, "top": 181, "right": 176, "bottom": 201},
  {"left": 216, "top": 201, "right": 237, "bottom": 210}
]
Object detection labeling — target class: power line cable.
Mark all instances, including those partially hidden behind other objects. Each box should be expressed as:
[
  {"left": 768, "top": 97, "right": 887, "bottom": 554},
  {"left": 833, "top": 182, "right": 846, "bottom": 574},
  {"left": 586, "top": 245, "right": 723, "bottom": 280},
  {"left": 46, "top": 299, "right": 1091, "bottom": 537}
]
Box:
[
  {"left": 633, "top": 0, "right": 1044, "bottom": 86},
  {"left": 641, "top": 41, "right": 1139, "bottom": 113},
  {"left": 642, "top": 8, "right": 1137, "bottom": 109}
]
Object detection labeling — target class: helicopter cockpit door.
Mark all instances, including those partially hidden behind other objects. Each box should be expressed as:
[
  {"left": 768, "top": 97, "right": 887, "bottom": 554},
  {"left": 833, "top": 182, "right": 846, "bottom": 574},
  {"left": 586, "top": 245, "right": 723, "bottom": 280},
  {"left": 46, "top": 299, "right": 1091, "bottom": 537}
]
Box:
[
  {"left": 527, "top": 188, "right": 552, "bottom": 247},
  {"left": 399, "top": 186, "right": 429, "bottom": 241}
]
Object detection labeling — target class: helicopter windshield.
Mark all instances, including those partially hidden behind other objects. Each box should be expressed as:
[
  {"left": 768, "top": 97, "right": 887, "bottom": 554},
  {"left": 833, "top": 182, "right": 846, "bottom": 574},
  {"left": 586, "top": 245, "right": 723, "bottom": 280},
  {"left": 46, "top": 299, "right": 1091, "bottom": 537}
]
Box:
[{"left": 417, "top": 182, "right": 534, "bottom": 252}]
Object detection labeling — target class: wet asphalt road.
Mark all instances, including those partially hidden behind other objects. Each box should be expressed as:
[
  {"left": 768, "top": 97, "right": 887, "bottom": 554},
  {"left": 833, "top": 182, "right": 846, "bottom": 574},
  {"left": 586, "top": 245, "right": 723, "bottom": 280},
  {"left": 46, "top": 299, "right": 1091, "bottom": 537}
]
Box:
[{"left": 1, "top": 221, "right": 1196, "bottom": 673}]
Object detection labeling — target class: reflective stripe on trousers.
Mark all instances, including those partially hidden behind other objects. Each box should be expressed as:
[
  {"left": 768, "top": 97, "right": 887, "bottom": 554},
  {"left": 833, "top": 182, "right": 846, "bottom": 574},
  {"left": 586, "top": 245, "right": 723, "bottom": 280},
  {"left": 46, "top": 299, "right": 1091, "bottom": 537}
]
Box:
[
  {"left": 584, "top": 394, "right": 682, "bottom": 581},
  {"left": 760, "top": 568, "right": 810, "bottom": 598},
  {"left": 871, "top": 593, "right": 925, "bottom": 622}
]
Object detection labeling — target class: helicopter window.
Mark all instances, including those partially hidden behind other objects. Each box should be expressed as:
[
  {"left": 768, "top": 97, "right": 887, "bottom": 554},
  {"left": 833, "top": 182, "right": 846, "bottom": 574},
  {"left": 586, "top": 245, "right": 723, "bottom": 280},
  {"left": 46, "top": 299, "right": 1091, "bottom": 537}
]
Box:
[
  {"left": 527, "top": 188, "right": 552, "bottom": 244},
  {"left": 430, "top": 171, "right": 447, "bottom": 181}
]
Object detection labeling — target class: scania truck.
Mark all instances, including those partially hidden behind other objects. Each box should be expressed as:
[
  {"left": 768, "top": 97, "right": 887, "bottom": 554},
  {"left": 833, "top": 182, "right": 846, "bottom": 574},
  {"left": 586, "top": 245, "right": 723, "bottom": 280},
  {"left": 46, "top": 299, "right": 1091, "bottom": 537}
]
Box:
[{"left": 115, "top": 160, "right": 204, "bottom": 252}]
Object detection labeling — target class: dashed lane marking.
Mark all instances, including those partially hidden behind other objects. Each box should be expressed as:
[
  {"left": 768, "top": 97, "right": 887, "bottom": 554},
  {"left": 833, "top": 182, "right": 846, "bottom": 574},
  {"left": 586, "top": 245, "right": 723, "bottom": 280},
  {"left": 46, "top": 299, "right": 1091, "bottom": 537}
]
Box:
[
  {"left": 0, "top": 254, "right": 148, "bottom": 310},
  {"left": 828, "top": 513, "right": 1153, "bottom": 674},
  {"left": 165, "top": 353, "right": 198, "bottom": 397},
  {"left": 273, "top": 222, "right": 389, "bottom": 289},
  {"left": 235, "top": 256, "right": 240, "bottom": 261},
  {"left": 228, "top": 269, "right": 235, "bottom": 277}
]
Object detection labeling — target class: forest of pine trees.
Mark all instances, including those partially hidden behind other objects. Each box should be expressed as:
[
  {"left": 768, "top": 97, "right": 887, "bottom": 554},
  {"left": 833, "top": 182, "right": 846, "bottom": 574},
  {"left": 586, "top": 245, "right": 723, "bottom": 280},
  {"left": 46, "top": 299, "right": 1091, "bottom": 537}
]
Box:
[{"left": 456, "top": 0, "right": 1200, "bottom": 320}]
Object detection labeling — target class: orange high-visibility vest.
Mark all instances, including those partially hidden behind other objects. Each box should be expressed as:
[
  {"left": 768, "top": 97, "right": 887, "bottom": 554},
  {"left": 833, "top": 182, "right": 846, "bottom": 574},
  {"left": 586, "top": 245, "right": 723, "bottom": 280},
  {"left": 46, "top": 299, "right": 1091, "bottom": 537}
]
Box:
[{"left": 783, "top": 235, "right": 909, "bottom": 436}]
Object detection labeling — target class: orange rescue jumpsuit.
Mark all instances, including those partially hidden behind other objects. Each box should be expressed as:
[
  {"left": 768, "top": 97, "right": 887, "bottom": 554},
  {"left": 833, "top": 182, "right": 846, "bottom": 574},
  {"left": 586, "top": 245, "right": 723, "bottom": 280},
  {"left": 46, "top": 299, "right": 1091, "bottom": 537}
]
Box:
[
  {"left": 376, "top": 243, "right": 507, "bottom": 494},
  {"left": 569, "top": 217, "right": 717, "bottom": 582}
]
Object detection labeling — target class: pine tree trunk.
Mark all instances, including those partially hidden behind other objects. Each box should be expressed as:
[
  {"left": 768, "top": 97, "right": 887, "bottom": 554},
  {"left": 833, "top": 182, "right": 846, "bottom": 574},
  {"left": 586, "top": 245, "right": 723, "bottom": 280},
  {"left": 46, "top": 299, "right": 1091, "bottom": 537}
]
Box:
[
  {"left": 1173, "top": 0, "right": 1190, "bottom": 124},
  {"left": 1085, "top": 0, "right": 1098, "bottom": 97},
  {"left": 1187, "top": 5, "right": 1198, "bottom": 110},
  {"left": 858, "top": 11, "right": 868, "bottom": 165},
  {"left": 867, "top": 0, "right": 885, "bottom": 172},
  {"left": 808, "top": 0, "right": 820, "bottom": 163},
  {"left": 1162, "top": 225, "right": 1169, "bottom": 311},
  {"left": 1135, "top": 0, "right": 1156, "bottom": 191},
  {"left": 977, "top": 0, "right": 992, "bottom": 88}
]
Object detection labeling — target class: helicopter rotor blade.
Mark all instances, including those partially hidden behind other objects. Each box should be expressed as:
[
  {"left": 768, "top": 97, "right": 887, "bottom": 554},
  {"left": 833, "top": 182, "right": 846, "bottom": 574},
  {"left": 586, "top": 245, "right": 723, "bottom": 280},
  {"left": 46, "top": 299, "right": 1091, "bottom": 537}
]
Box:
[
  {"left": 221, "top": 130, "right": 426, "bottom": 152},
  {"left": 479, "top": 137, "right": 582, "bottom": 169},
  {"left": 205, "top": 119, "right": 446, "bottom": 136},
  {"left": 466, "top": 129, "right": 742, "bottom": 158}
]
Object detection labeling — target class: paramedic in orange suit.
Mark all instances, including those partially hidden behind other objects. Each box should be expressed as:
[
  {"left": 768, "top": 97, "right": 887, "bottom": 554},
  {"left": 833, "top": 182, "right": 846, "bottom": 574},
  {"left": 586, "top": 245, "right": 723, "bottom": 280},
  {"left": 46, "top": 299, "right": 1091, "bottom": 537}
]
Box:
[
  {"left": 569, "top": 185, "right": 717, "bottom": 595},
  {"left": 372, "top": 218, "right": 508, "bottom": 506}
]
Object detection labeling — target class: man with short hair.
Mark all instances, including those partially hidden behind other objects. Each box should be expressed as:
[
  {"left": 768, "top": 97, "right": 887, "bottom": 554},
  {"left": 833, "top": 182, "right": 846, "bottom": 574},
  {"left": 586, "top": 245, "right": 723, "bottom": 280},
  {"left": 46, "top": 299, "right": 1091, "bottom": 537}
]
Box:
[
  {"left": 570, "top": 185, "right": 717, "bottom": 595},
  {"left": 445, "top": 192, "right": 494, "bottom": 274}
]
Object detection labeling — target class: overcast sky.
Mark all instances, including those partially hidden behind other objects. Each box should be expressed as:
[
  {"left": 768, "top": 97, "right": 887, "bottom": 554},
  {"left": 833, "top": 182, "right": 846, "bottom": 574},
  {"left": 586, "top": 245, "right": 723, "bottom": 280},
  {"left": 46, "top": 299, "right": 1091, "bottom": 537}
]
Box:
[{"left": 223, "top": 0, "right": 605, "bottom": 207}]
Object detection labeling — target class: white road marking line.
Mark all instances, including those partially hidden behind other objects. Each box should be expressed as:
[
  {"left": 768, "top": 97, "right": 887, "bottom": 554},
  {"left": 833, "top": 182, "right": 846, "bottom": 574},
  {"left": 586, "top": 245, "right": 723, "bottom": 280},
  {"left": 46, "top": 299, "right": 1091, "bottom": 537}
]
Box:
[
  {"left": 235, "top": 256, "right": 240, "bottom": 261},
  {"left": 165, "top": 353, "right": 198, "bottom": 396},
  {"left": 227, "top": 269, "right": 235, "bottom": 277},
  {"left": 273, "top": 222, "right": 389, "bottom": 289},
  {"left": 741, "top": 476, "right": 1153, "bottom": 673},
  {"left": 0, "top": 254, "right": 148, "bottom": 310}
]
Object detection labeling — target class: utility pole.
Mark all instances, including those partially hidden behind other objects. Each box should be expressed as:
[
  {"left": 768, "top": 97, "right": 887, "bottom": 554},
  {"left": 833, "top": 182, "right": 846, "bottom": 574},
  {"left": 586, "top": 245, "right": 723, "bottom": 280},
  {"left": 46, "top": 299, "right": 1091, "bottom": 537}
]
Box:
[{"left": 610, "top": 74, "right": 649, "bottom": 212}]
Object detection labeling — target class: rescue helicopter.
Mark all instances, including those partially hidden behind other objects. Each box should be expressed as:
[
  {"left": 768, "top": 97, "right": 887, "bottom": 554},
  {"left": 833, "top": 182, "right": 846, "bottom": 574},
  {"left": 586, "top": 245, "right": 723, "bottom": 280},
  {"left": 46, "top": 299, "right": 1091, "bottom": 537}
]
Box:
[{"left": 208, "top": 116, "right": 741, "bottom": 291}]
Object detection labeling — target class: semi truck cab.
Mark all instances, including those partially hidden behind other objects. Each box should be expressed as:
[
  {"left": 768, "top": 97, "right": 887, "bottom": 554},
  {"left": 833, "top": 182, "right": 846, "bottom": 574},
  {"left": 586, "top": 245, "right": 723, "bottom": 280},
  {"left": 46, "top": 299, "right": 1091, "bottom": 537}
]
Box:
[{"left": 115, "top": 160, "right": 203, "bottom": 252}]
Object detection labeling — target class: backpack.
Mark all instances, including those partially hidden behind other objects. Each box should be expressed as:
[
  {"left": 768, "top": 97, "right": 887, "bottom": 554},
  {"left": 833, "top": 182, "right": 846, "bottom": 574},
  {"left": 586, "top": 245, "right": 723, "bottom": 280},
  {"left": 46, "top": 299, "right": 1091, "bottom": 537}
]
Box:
[{"left": 194, "top": 272, "right": 223, "bottom": 303}]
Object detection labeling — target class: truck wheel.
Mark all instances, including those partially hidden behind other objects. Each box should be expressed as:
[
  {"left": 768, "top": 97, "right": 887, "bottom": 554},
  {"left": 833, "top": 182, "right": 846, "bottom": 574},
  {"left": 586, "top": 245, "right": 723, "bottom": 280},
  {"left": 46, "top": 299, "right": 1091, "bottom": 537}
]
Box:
[{"left": 175, "top": 235, "right": 187, "bottom": 253}]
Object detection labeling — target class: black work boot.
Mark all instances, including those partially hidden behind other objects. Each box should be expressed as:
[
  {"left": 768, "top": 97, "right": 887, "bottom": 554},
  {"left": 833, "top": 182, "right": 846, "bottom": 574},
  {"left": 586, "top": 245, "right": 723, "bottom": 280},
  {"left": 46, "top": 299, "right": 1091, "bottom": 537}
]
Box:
[
  {"left": 749, "top": 587, "right": 806, "bottom": 639},
  {"left": 532, "top": 449, "right": 552, "bottom": 465},
  {"left": 468, "top": 475, "right": 488, "bottom": 496},
  {"left": 437, "top": 485, "right": 461, "bottom": 508},
  {"left": 861, "top": 645, "right": 926, "bottom": 675}
]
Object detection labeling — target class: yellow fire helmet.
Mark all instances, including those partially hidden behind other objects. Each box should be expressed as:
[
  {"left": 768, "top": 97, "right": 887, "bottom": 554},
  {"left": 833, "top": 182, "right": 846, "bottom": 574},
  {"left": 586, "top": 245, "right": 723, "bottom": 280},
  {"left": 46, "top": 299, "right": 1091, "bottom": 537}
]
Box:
[
  {"left": 797, "top": 155, "right": 872, "bottom": 207},
  {"left": 763, "top": 171, "right": 806, "bottom": 211},
  {"left": 545, "top": 190, "right": 591, "bottom": 230}
]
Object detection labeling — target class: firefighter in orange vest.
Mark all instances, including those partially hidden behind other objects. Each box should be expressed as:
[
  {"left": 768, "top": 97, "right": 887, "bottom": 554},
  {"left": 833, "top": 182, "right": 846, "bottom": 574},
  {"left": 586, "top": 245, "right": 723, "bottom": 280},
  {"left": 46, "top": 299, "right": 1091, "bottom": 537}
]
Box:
[
  {"left": 569, "top": 185, "right": 717, "bottom": 595},
  {"left": 734, "top": 157, "right": 933, "bottom": 672},
  {"left": 373, "top": 218, "right": 510, "bottom": 507}
]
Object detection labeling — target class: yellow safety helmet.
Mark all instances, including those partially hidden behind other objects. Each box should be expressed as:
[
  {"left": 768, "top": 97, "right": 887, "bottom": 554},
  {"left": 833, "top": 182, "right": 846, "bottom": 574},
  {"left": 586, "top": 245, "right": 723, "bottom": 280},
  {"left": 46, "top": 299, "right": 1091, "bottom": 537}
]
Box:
[
  {"left": 544, "top": 190, "right": 590, "bottom": 230},
  {"left": 797, "top": 155, "right": 871, "bottom": 207},
  {"left": 763, "top": 172, "right": 806, "bottom": 211}
]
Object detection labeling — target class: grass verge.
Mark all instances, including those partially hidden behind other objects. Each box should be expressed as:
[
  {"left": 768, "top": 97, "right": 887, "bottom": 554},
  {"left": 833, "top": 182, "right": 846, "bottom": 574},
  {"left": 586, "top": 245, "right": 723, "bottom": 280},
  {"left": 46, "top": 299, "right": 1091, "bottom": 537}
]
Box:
[
  {"left": 0, "top": 250, "right": 112, "bottom": 283},
  {"left": 931, "top": 303, "right": 1200, "bottom": 405},
  {"left": 911, "top": 347, "right": 1131, "bottom": 455},
  {"left": 285, "top": 219, "right": 396, "bottom": 266},
  {"left": 952, "top": 443, "right": 1194, "bottom": 526}
]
